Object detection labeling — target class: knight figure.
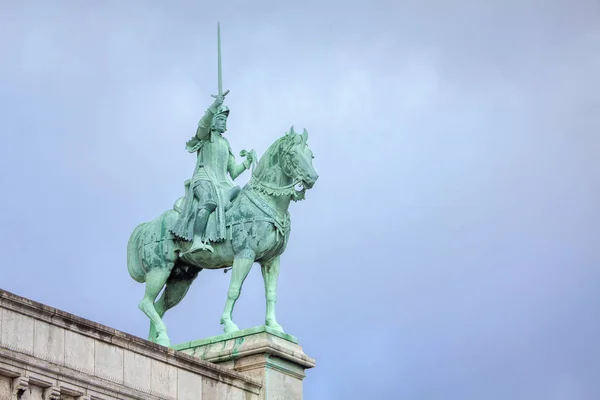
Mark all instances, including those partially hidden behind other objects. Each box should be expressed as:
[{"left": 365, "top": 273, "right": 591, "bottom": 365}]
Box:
[{"left": 171, "top": 93, "right": 255, "bottom": 254}]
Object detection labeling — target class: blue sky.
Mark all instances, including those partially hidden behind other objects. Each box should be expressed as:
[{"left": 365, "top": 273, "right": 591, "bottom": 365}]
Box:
[{"left": 1, "top": 1, "right": 599, "bottom": 398}]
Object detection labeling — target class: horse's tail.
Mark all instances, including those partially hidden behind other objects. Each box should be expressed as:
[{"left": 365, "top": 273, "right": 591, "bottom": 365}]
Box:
[{"left": 127, "top": 223, "right": 147, "bottom": 283}]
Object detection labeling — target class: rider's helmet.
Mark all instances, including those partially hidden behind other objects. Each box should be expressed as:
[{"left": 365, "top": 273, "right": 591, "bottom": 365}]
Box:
[{"left": 211, "top": 105, "right": 230, "bottom": 131}]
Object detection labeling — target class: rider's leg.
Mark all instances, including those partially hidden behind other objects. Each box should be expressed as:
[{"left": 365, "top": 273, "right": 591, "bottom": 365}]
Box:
[
  {"left": 187, "top": 181, "right": 217, "bottom": 254},
  {"left": 188, "top": 203, "right": 216, "bottom": 253}
]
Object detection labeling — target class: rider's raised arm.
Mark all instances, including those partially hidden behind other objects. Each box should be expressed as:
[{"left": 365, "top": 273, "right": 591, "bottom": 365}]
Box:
[
  {"left": 195, "top": 104, "right": 218, "bottom": 141},
  {"left": 195, "top": 94, "right": 227, "bottom": 142}
]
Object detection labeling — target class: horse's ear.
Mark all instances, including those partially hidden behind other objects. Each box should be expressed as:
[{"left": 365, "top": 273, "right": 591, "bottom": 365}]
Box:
[
  {"left": 302, "top": 128, "right": 308, "bottom": 143},
  {"left": 288, "top": 125, "right": 296, "bottom": 135}
]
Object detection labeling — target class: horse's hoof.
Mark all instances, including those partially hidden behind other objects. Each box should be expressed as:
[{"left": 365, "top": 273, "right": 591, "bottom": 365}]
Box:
[
  {"left": 222, "top": 320, "right": 239, "bottom": 334},
  {"left": 266, "top": 321, "right": 284, "bottom": 333},
  {"left": 156, "top": 333, "right": 171, "bottom": 347}
]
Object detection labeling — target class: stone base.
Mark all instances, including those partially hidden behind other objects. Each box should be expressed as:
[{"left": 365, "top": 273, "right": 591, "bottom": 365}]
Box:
[{"left": 173, "top": 326, "right": 315, "bottom": 400}]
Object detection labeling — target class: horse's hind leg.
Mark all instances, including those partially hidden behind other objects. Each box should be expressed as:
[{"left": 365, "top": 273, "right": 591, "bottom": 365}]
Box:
[
  {"left": 138, "top": 268, "right": 171, "bottom": 347},
  {"left": 149, "top": 267, "right": 200, "bottom": 341}
]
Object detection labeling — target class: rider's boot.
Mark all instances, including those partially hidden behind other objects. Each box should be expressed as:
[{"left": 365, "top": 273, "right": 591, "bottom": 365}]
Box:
[{"left": 186, "top": 207, "right": 214, "bottom": 254}]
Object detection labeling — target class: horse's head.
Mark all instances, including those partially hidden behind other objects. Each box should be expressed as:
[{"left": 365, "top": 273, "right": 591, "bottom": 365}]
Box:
[
  {"left": 280, "top": 126, "right": 318, "bottom": 191},
  {"left": 252, "top": 126, "right": 318, "bottom": 201}
]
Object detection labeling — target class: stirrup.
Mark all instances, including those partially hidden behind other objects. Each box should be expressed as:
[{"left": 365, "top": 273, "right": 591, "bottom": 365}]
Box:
[{"left": 185, "top": 239, "right": 214, "bottom": 254}]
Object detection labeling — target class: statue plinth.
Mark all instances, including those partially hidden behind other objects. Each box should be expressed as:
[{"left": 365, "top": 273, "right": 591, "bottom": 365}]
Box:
[{"left": 173, "top": 326, "right": 315, "bottom": 400}]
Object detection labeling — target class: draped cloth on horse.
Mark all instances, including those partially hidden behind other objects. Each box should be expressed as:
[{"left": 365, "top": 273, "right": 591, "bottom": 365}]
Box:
[{"left": 171, "top": 132, "right": 238, "bottom": 242}]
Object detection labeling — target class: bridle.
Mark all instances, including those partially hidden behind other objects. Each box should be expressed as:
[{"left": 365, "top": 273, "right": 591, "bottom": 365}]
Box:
[{"left": 249, "top": 136, "right": 307, "bottom": 201}]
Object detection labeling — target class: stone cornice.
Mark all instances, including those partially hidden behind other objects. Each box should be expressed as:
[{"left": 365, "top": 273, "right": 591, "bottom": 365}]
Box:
[{"left": 0, "top": 288, "right": 261, "bottom": 394}]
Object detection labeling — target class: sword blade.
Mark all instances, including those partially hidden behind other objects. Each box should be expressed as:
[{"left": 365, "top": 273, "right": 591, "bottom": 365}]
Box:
[{"left": 217, "top": 22, "right": 223, "bottom": 96}]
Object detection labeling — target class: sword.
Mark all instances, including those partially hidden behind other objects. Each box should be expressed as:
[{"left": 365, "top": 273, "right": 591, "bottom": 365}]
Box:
[{"left": 212, "top": 22, "right": 229, "bottom": 99}]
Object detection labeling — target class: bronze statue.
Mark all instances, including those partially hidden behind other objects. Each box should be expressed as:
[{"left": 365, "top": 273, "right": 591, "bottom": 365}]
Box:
[{"left": 127, "top": 24, "right": 319, "bottom": 347}]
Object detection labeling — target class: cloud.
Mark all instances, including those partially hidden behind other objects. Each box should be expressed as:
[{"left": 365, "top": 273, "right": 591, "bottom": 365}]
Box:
[{"left": 1, "top": 1, "right": 599, "bottom": 399}]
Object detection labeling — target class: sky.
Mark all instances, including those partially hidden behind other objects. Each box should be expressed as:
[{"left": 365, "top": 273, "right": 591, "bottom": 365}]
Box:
[{"left": 1, "top": 0, "right": 599, "bottom": 398}]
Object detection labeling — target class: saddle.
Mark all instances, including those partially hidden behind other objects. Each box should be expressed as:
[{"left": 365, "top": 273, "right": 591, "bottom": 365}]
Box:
[{"left": 173, "top": 185, "right": 241, "bottom": 214}]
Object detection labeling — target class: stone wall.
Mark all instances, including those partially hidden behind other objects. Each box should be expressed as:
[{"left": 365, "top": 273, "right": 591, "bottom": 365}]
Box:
[{"left": 0, "top": 289, "right": 262, "bottom": 400}]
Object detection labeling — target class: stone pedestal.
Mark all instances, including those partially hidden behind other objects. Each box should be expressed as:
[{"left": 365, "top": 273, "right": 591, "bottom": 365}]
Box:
[{"left": 173, "top": 326, "right": 315, "bottom": 400}]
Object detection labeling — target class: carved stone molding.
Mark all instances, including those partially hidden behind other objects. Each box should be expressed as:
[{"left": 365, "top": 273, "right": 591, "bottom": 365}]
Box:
[
  {"left": 12, "top": 375, "right": 29, "bottom": 398},
  {"left": 43, "top": 386, "right": 61, "bottom": 400}
]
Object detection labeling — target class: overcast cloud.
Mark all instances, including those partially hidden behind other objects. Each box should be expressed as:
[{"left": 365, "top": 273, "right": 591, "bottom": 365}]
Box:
[{"left": 1, "top": 1, "right": 599, "bottom": 399}]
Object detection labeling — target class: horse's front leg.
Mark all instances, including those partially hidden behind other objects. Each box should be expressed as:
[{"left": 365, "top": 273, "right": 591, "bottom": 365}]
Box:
[
  {"left": 220, "top": 249, "right": 255, "bottom": 333},
  {"left": 261, "top": 256, "right": 284, "bottom": 333}
]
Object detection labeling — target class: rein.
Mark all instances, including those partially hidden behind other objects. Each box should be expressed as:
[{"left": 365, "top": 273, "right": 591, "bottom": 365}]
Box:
[
  {"left": 249, "top": 138, "right": 306, "bottom": 201},
  {"left": 249, "top": 175, "right": 299, "bottom": 196}
]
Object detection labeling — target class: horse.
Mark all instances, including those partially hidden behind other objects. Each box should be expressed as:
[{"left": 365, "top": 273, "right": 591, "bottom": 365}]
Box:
[{"left": 126, "top": 127, "right": 318, "bottom": 347}]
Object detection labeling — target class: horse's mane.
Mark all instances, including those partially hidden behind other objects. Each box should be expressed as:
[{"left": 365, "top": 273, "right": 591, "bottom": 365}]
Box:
[{"left": 252, "top": 133, "right": 296, "bottom": 180}]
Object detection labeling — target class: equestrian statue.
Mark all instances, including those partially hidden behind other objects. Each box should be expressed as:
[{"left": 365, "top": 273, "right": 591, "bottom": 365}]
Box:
[{"left": 126, "top": 24, "right": 319, "bottom": 347}]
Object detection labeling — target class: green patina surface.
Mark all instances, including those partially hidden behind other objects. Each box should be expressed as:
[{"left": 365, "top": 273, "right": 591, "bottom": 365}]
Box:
[
  {"left": 173, "top": 325, "right": 299, "bottom": 351},
  {"left": 125, "top": 23, "right": 318, "bottom": 348}
]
